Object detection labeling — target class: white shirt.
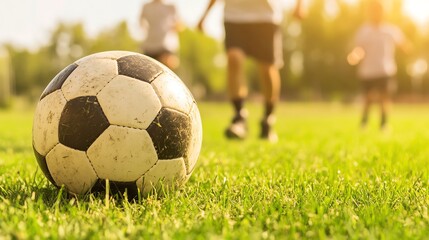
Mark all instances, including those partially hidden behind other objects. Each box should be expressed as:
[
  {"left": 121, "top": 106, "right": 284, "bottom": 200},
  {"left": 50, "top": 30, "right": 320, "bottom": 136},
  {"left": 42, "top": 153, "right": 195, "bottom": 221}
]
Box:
[
  {"left": 355, "top": 23, "right": 404, "bottom": 79},
  {"left": 140, "top": 1, "right": 179, "bottom": 53},
  {"left": 223, "top": 0, "right": 284, "bottom": 24}
]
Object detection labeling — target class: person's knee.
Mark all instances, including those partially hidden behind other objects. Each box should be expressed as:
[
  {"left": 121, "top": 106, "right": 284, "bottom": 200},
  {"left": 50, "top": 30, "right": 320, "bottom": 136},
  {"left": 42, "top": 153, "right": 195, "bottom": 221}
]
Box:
[
  {"left": 257, "top": 61, "right": 272, "bottom": 70},
  {"left": 159, "top": 54, "right": 179, "bottom": 70},
  {"left": 227, "top": 48, "right": 244, "bottom": 67},
  {"left": 257, "top": 61, "right": 279, "bottom": 76},
  {"left": 367, "top": 90, "right": 379, "bottom": 101}
]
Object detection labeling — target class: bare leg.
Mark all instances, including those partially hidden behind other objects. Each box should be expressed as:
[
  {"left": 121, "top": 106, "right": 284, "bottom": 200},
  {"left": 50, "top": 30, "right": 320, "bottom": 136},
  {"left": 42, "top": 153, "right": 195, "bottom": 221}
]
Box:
[
  {"left": 379, "top": 91, "right": 390, "bottom": 129},
  {"left": 227, "top": 48, "right": 247, "bottom": 101},
  {"left": 224, "top": 48, "right": 248, "bottom": 139},
  {"left": 158, "top": 53, "right": 180, "bottom": 70},
  {"left": 257, "top": 62, "right": 281, "bottom": 112},
  {"left": 257, "top": 61, "right": 281, "bottom": 142},
  {"left": 361, "top": 91, "right": 372, "bottom": 128}
]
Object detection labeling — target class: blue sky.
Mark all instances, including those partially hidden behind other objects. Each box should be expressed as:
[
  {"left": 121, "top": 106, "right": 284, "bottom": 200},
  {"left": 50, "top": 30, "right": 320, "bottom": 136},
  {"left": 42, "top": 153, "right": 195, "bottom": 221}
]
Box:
[{"left": 0, "top": 0, "right": 428, "bottom": 50}]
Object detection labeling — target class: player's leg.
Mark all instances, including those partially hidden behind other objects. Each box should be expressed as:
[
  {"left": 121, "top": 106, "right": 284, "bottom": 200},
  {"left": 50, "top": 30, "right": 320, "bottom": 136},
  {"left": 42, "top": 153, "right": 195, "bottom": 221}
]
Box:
[
  {"left": 257, "top": 61, "right": 280, "bottom": 142},
  {"left": 227, "top": 48, "right": 248, "bottom": 101},
  {"left": 250, "top": 23, "right": 282, "bottom": 142},
  {"left": 224, "top": 47, "right": 248, "bottom": 139},
  {"left": 361, "top": 91, "right": 372, "bottom": 128},
  {"left": 360, "top": 80, "right": 375, "bottom": 129},
  {"left": 379, "top": 78, "right": 391, "bottom": 130},
  {"left": 223, "top": 22, "right": 249, "bottom": 139},
  {"left": 158, "top": 53, "right": 180, "bottom": 70},
  {"left": 379, "top": 92, "right": 390, "bottom": 129}
]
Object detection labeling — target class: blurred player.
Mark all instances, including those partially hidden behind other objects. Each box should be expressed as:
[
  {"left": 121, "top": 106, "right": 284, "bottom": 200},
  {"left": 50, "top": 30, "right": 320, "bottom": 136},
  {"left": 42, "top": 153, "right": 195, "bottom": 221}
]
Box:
[
  {"left": 347, "top": 0, "right": 409, "bottom": 131},
  {"left": 198, "top": 0, "right": 303, "bottom": 142},
  {"left": 140, "top": 0, "right": 181, "bottom": 70}
]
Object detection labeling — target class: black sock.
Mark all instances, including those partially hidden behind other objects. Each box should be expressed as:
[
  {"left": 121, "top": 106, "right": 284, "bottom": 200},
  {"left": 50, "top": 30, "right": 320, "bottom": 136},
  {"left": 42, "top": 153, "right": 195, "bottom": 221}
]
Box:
[
  {"left": 232, "top": 98, "right": 244, "bottom": 118},
  {"left": 264, "top": 102, "right": 275, "bottom": 119},
  {"left": 361, "top": 114, "right": 368, "bottom": 126},
  {"left": 381, "top": 113, "right": 387, "bottom": 127}
]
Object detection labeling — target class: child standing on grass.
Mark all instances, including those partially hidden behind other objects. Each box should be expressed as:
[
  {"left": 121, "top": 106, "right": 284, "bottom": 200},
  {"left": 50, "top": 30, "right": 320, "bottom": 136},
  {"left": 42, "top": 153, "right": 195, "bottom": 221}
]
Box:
[
  {"left": 140, "top": 0, "right": 181, "bottom": 70},
  {"left": 198, "top": 0, "right": 303, "bottom": 142},
  {"left": 347, "top": 0, "right": 408, "bottom": 131}
]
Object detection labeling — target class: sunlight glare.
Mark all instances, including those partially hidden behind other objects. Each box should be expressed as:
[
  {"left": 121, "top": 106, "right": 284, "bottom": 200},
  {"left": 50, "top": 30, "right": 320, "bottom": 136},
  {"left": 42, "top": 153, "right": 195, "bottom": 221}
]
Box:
[{"left": 403, "top": 0, "right": 429, "bottom": 24}]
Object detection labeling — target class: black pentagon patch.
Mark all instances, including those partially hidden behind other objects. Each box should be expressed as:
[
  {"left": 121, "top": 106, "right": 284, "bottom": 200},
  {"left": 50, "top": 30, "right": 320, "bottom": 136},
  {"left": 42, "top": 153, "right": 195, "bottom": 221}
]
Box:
[
  {"left": 91, "top": 179, "right": 139, "bottom": 199},
  {"left": 59, "top": 96, "right": 109, "bottom": 151},
  {"left": 117, "top": 55, "right": 163, "bottom": 83},
  {"left": 40, "top": 63, "right": 78, "bottom": 100},
  {"left": 147, "top": 108, "right": 191, "bottom": 160},
  {"left": 33, "top": 145, "right": 56, "bottom": 185}
]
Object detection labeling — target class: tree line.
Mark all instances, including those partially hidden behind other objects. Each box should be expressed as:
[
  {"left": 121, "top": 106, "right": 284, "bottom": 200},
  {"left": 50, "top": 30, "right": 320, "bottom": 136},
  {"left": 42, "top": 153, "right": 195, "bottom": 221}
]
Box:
[{"left": 1, "top": 0, "right": 429, "bottom": 107}]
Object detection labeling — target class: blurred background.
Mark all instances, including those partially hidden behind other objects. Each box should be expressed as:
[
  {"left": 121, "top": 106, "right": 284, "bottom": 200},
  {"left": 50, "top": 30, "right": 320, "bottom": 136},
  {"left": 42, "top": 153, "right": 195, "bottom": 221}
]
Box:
[{"left": 1, "top": 0, "right": 429, "bottom": 107}]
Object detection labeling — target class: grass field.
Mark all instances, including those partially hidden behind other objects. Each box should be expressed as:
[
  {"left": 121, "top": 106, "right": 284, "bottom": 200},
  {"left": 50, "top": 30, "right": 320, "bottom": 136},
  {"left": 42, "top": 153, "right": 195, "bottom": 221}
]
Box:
[{"left": 1, "top": 102, "right": 429, "bottom": 239}]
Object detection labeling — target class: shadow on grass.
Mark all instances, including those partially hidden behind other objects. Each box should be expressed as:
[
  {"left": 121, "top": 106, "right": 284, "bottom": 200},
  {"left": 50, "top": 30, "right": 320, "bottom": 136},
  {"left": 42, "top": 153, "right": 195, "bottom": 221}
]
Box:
[
  {"left": 0, "top": 171, "right": 177, "bottom": 209},
  {"left": 0, "top": 178, "right": 60, "bottom": 207}
]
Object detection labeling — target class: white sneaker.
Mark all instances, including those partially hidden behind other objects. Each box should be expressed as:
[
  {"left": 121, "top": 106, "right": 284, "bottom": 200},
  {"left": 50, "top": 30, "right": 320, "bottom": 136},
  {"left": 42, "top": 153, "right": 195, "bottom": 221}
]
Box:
[
  {"left": 260, "top": 115, "right": 278, "bottom": 143},
  {"left": 225, "top": 110, "right": 248, "bottom": 140}
]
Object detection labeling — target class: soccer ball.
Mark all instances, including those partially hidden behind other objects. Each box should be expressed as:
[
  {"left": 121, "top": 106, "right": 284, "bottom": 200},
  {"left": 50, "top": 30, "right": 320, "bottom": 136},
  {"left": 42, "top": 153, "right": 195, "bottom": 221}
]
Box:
[{"left": 32, "top": 51, "right": 202, "bottom": 196}]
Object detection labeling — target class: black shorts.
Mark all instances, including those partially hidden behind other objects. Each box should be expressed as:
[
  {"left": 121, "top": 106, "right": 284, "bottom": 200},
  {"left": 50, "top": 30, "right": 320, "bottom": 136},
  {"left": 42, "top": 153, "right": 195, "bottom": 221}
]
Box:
[
  {"left": 224, "top": 22, "right": 283, "bottom": 68},
  {"left": 361, "top": 77, "right": 395, "bottom": 94}
]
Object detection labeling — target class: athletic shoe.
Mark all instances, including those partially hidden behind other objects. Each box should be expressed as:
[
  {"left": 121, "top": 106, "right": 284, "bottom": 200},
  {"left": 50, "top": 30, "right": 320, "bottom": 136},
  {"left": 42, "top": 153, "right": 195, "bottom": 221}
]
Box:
[
  {"left": 260, "top": 115, "right": 278, "bottom": 143},
  {"left": 225, "top": 111, "right": 248, "bottom": 140}
]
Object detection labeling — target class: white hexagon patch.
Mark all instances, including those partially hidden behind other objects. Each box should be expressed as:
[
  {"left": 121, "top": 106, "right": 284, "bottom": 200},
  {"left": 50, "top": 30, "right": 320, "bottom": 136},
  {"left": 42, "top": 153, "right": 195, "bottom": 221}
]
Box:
[
  {"left": 87, "top": 125, "right": 158, "bottom": 182},
  {"left": 61, "top": 58, "right": 118, "bottom": 100},
  {"left": 185, "top": 103, "right": 203, "bottom": 174},
  {"left": 97, "top": 75, "right": 162, "bottom": 129},
  {"left": 75, "top": 51, "right": 135, "bottom": 65},
  {"left": 33, "top": 90, "right": 67, "bottom": 156},
  {"left": 46, "top": 144, "right": 98, "bottom": 195},
  {"left": 151, "top": 72, "right": 194, "bottom": 114},
  {"left": 136, "top": 158, "right": 187, "bottom": 195}
]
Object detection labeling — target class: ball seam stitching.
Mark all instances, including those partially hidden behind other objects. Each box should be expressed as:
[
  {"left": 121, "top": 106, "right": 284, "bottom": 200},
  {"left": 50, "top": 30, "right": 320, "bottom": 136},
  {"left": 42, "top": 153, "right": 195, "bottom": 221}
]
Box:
[{"left": 85, "top": 151, "right": 101, "bottom": 180}]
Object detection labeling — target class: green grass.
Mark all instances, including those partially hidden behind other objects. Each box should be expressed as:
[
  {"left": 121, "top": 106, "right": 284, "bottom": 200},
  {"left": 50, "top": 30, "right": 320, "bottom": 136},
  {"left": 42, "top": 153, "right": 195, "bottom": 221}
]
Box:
[{"left": 1, "top": 102, "right": 429, "bottom": 239}]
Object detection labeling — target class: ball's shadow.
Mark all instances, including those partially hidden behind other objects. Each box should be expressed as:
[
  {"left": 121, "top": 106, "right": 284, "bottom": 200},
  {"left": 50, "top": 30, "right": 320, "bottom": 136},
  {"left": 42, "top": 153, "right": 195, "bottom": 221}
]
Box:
[{"left": 0, "top": 176, "right": 147, "bottom": 208}]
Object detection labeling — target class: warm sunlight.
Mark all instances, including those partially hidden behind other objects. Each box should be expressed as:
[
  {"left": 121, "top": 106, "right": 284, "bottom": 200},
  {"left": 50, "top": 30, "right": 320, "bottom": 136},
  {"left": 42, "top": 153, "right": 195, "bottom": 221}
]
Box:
[
  {"left": 403, "top": 0, "right": 429, "bottom": 24},
  {"left": 343, "top": 0, "right": 429, "bottom": 25}
]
